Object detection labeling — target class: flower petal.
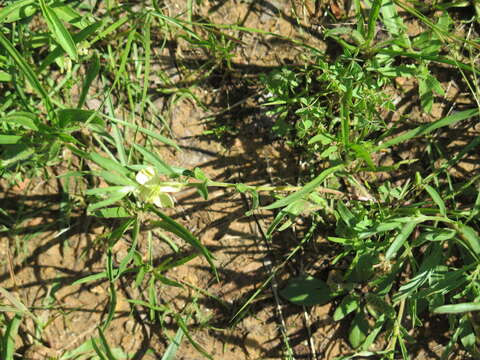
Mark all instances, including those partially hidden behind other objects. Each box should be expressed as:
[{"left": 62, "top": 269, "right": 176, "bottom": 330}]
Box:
[{"left": 136, "top": 167, "right": 156, "bottom": 185}]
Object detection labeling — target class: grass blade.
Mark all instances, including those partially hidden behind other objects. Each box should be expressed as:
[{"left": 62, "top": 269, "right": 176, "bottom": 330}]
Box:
[
  {"left": 107, "top": 117, "right": 179, "bottom": 150},
  {"left": 434, "top": 303, "right": 480, "bottom": 314},
  {"left": 90, "top": 153, "right": 130, "bottom": 177},
  {"left": 0, "top": 0, "right": 36, "bottom": 23},
  {"left": 374, "top": 108, "right": 480, "bottom": 152},
  {"left": 51, "top": 2, "right": 92, "bottom": 30},
  {"left": 0, "top": 32, "right": 54, "bottom": 118},
  {"left": 133, "top": 143, "right": 176, "bottom": 177},
  {"left": 456, "top": 224, "right": 480, "bottom": 257},
  {"left": 380, "top": 0, "right": 410, "bottom": 48},
  {"left": 150, "top": 207, "right": 217, "bottom": 278},
  {"left": 2, "top": 314, "right": 21, "bottom": 360},
  {"left": 385, "top": 222, "right": 417, "bottom": 260},
  {"left": 0, "top": 286, "right": 41, "bottom": 325},
  {"left": 87, "top": 191, "right": 130, "bottom": 212},
  {"left": 162, "top": 326, "right": 185, "bottom": 360},
  {"left": 424, "top": 185, "right": 446, "bottom": 216},
  {"left": 1, "top": 112, "right": 39, "bottom": 130},
  {"left": 39, "top": 20, "right": 102, "bottom": 72},
  {"left": 140, "top": 15, "right": 152, "bottom": 115},
  {"left": 174, "top": 315, "right": 212, "bottom": 360},
  {"left": 39, "top": 0, "right": 78, "bottom": 61},
  {"left": 78, "top": 54, "right": 100, "bottom": 108},
  {"left": 59, "top": 339, "right": 95, "bottom": 359},
  {"left": 264, "top": 164, "right": 344, "bottom": 210},
  {"left": 365, "top": 0, "right": 382, "bottom": 47}
]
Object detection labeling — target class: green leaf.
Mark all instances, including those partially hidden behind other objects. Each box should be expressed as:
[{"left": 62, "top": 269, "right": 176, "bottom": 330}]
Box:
[
  {"left": 374, "top": 108, "right": 480, "bottom": 152},
  {"left": 150, "top": 208, "right": 217, "bottom": 277},
  {"left": 0, "top": 32, "right": 54, "bottom": 118},
  {"left": 412, "top": 228, "right": 456, "bottom": 246},
  {"left": 133, "top": 144, "right": 176, "bottom": 177},
  {"left": 419, "top": 77, "right": 433, "bottom": 113},
  {"left": 365, "top": 293, "right": 395, "bottom": 319},
  {"left": 308, "top": 132, "right": 334, "bottom": 145},
  {"left": 350, "top": 143, "right": 375, "bottom": 169},
  {"left": 59, "top": 339, "right": 96, "bottom": 360},
  {"left": 87, "top": 191, "right": 129, "bottom": 212},
  {"left": 348, "top": 253, "right": 377, "bottom": 282},
  {"left": 39, "top": 0, "right": 78, "bottom": 61},
  {"left": 39, "top": 21, "right": 102, "bottom": 72},
  {"left": 1, "top": 112, "right": 39, "bottom": 130},
  {"left": 2, "top": 314, "right": 22, "bottom": 360},
  {"left": 264, "top": 164, "right": 343, "bottom": 210},
  {"left": 424, "top": 185, "right": 446, "bottom": 216},
  {"left": 360, "top": 314, "right": 387, "bottom": 352},
  {"left": 333, "top": 294, "right": 360, "bottom": 321},
  {"left": 380, "top": 0, "right": 410, "bottom": 47},
  {"left": 0, "top": 0, "right": 36, "bottom": 23},
  {"left": 0, "top": 144, "right": 35, "bottom": 168},
  {"left": 92, "top": 171, "right": 136, "bottom": 186},
  {"left": 457, "top": 224, "right": 480, "bottom": 256},
  {"left": 86, "top": 186, "right": 132, "bottom": 196},
  {"left": 51, "top": 2, "right": 92, "bottom": 30},
  {"left": 57, "top": 109, "right": 102, "bottom": 128},
  {"left": 0, "top": 71, "right": 12, "bottom": 81},
  {"left": 71, "top": 272, "right": 108, "bottom": 286},
  {"left": 365, "top": 0, "right": 382, "bottom": 46},
  {"left": 0, "top": 135, "right": 22, "bottom": 144},
  {"left": 358, "top": 221, "right": 401, "bottom": 239},
  {"left": 78, "top": 54, "right": 100, "bottom": 108},
  {"left": 280, "top": 275, "right": 332, "bottom": 306},
  {"left": 94, "top": 207, "right": 131, "bottom": 218},
  {"left": 459, "top": 317, "right": 476, "bottom": 352},
  {"left": 90, "top": 153, "right": 131, "bottom": 177},
  {"left": 348, "top": 311, "right": 369, "bottom": 349},
  {"left": 109, "top": 117, "right": 180, "bottom": 150},
  {"left": 385, "top": 222, "right": 417, "bottom": 260},
  {"left": 433, "top": 302, "right": 480, "bottom": 314},
  {"left": 162, "top": 326, "right": 185, "bottom": 360},
  {"left": 337, "top": 201, "right": 355, "bottom": 227}
]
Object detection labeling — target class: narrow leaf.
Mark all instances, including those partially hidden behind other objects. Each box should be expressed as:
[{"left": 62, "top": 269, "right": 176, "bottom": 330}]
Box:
[
  {"left": 150, "top": 208, "right": 216, "bottom": 277},
  {"left": 39, "top": 20, "right": 102, "bottom": 72},
  {"left": 87, "top": 191, "right": 129, "bottom": 212},
  {"left": 108, "top": 117, "right": 180, "bottom": 150},
  {"left": 3, "top": 314, "right": 21, "bottom": 360},
  {"left": 434, "top": 302, "right": 480, "bottom": 314},
  {"left": 457, "top": 224, "right": 480, "bottom": 256},
  {"left": 39, "top": 0, "right": 78, "bottom": 61},
  {"left": 375, "top": 108, "right": 479, "bottom": 152},
  {"left": 264, "top": 164, "right": 343, "bottom": 210},
  {"left": 162, "top": 326, "right": 185, "bottom": 360},
  {"left": 0, "top": 0, "right": 36, "bottom": 23},
  {"left": 385, "top": 222, "right": 417, "bottom": 260},
  {"left": 78, "top": 54, "right": 100, "bottom": 108},
  {"left": 90, "top": 153, "right": 130, "bottom": 176},
  {"left": 0, "top": 32, "right": 53, "bottom": 117},
  {"left": 133, "top": 144, "right": 176, "bottom": 177},
  {"left": 0, "top": 135, "right": 22, "bottom": 144},
  {"left": 1, "top": 112, "right": 39, "bottom": 130},
  {"left": 424, "top": 184, "right": 446, "bottom": 216}
]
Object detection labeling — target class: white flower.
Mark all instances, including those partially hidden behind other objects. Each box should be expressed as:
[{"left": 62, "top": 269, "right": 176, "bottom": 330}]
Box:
[{"left": 135, "top": 167, "right": 183, "bottom": 208}]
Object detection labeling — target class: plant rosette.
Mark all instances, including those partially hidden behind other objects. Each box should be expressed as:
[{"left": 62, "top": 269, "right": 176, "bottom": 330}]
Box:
[{"left": 135, "top": 167, "right": 184, "bottom": 208}]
